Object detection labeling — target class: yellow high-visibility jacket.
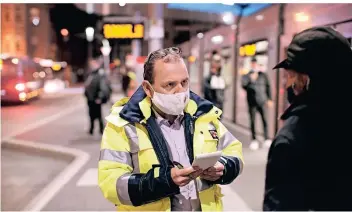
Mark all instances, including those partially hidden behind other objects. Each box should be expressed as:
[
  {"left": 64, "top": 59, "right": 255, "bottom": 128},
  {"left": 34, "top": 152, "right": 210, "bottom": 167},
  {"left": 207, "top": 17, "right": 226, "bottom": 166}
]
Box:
[{"left": 98, "top": 86, "right": 244, "bottom": 211}]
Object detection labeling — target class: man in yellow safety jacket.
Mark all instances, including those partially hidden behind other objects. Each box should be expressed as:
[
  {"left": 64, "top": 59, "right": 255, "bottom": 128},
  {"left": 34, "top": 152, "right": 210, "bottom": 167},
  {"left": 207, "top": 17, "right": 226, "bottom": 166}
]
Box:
[{"left": 98, "top": 47, "right": 244, "bottom": 211}]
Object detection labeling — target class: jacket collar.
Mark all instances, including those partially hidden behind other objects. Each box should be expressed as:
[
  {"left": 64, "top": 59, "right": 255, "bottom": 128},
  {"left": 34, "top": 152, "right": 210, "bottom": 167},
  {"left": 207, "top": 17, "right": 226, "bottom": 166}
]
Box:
[
  {"left": 280, "top": 92, "right": 309, "bottom": 120},
  {"left": 114, "top": 86, "right": 220, "bottom": 126}
]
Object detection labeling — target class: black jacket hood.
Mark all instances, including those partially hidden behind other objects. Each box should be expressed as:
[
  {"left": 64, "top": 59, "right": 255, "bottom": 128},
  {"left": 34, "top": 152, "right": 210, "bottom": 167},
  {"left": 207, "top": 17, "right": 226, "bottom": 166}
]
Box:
[{"left": 282, "top": 27, "right": 352, "bottom": 118}]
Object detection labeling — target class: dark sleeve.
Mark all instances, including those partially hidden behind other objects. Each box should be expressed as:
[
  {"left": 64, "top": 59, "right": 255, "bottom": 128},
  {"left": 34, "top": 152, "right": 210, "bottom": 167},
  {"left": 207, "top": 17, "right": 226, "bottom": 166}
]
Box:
[
  {"left": 241, "top": 74, "right": 255, "bottom": 90},
  {"left": 203, "top": 76, "right": 213, "bottom": 100},
  {"left": 128, "top": 165, "right": 180, "bottom": 206},
  {"left": 204, "top": 76, "right": 212, "bottom": 90},
  {"left": 97, "top": 75, "right": 105, "bottom": 100},
  {"left": 263, "top": 135, "right": 306, "bottom": 211},
  {"left": 211, "top": 156, "right": 241, "bottom": 185},
  {"left": 264, "top": 73, "right": 272, "bottom": 100}
]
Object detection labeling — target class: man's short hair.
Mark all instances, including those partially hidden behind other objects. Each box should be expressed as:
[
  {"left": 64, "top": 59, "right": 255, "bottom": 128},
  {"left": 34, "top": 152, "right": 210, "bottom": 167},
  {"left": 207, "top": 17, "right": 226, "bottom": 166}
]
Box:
[
  {"left": 251, "top": 57, "right": 257, "bottom": 63},
  {"left": 143, "top": 47, "right": 183, "bottom": 84}
]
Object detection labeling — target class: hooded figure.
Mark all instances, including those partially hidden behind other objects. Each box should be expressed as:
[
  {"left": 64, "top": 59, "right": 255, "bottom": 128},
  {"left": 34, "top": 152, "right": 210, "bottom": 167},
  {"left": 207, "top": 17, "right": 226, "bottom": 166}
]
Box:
[{"left": 263, "top": 26, "right": 352, "bottom": 210}]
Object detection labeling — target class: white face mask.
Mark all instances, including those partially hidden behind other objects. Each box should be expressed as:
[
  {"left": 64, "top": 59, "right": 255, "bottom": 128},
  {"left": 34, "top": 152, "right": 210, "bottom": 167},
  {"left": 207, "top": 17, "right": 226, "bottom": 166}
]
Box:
[{"left": 151, "top": 88, "right": 190, "bottom": 116}]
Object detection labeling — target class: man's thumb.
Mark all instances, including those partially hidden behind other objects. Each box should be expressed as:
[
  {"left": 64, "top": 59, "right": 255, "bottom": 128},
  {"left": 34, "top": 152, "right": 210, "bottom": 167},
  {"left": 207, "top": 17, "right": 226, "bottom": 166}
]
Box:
[{"left": 181, "top": 166, "right": 195, "bottom": 176}]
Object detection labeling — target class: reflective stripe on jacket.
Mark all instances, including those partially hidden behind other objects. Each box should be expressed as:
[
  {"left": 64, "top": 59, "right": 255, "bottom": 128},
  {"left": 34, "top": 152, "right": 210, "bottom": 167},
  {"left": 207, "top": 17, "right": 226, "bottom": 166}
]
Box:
[{"left": 98, "top": 86, "right": 244, "bottom": 211}]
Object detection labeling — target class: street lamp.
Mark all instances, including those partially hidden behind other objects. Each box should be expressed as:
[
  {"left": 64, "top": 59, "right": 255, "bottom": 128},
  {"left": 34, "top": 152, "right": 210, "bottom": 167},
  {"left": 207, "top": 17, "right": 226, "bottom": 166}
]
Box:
[
  {"left": 85, "top": 27, "right": 94, "bottom": 42},
  {"left": 60, "top": 28, "right": 69, "bottom": 61},
  {"left": 61, "top": 28, "right": 69, "bottom": 42},
  {"left": 61, "top": 28, "right": 69, "bottom": 37},
  {"left": 85, "top": 27, "right": 94, "bottom": 61},
  {"left": 197, "top": 32, "right": 204, "bottom": 39},
  {"left": 222, "top": 12, "right": 234, "bottom": 25},
  {"left": 100, "top": 39, "right": 111, "bottom": 74}
]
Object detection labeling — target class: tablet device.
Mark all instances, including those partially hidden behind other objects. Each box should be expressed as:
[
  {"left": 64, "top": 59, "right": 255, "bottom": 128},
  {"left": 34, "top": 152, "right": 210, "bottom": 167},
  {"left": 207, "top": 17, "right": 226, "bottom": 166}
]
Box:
[{"left": 192, "top": 151, "right": 222, "bottom": 170}]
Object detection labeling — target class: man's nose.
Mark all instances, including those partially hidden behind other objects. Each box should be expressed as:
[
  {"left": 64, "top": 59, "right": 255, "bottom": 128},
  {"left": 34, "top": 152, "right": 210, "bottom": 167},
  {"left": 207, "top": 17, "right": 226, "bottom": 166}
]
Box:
[{"left": 174, "top": 83, "right": 186, "bottom": 94}]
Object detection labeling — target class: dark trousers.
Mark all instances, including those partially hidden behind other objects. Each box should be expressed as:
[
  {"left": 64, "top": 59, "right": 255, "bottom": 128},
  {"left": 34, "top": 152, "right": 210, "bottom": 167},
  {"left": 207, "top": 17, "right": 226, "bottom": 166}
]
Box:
[
  {"left": 88, "top": 101, "right": 104, "bottom": 134},
  {"left": 248, "top": 104, "right": 268, "bottom": 140}
]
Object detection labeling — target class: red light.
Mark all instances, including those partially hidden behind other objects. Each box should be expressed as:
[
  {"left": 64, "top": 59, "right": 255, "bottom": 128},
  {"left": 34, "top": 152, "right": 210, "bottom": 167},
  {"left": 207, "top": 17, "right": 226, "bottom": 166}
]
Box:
[
  {"left": 61, "top": 28, "right": 69, "bottom": 37},
  {"left": 15, "top": 83, "right": 25, "bottom": 91}
]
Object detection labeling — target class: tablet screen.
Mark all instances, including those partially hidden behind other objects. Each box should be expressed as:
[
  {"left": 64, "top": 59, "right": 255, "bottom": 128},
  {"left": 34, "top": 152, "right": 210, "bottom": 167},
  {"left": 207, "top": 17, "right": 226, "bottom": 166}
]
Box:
[{"left": 192, "top": 151, "right": 222, "bottom": 170}]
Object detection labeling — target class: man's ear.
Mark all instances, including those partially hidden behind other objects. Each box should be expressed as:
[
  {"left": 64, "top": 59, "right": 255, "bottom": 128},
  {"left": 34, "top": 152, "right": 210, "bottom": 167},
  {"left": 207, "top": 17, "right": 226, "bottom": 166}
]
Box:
[{"left": 142, "top": 81, "right": 153, "bottom": 98}]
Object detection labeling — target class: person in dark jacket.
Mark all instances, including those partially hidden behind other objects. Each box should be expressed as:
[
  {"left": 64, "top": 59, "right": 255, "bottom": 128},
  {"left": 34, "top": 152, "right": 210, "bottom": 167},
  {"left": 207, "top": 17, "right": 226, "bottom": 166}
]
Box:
[
  {"left": 84, "top": 56, "right": 110, "bottom": 135},
  {"left": 203, "top": 65, "right": 226, "bottom": 111},
  {"left": 120, "top": 66, "right": 130, "bottom": 97},
  {"left": 263, "top": 26, "right": 352, "bottom": 211},
  {"left": 242, "top": 58, "right": 273, "bottom": 150}
]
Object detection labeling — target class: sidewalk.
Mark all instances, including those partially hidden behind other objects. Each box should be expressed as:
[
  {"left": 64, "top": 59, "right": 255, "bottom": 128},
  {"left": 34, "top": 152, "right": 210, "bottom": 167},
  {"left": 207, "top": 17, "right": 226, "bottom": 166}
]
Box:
[
  {"left": 6, "top": 90, "right": 267, "bottom": 211},
  {"left": 222, "top": 119, "right": 268, "bottom": 211},
  {"left": 1, "top": 143, "right": 73, "bottom": 211}
]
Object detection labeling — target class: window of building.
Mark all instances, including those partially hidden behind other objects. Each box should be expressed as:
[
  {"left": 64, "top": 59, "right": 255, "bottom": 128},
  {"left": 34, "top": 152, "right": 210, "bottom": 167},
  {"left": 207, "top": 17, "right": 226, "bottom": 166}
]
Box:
[
  {"left": 5, "top": 12, "right": 11, "bottom": 22},
  {"left": 15, "top": 13, "right": 22, "bottom": 22},
  {"left": 30, "top": 7, "right": 40, "bottom": 17},
  {"left": 4, "top": 42, "right": 10, "bottom": 53},
  {"left": 15, "top": 41, "right": 21, "bottom": 51}
]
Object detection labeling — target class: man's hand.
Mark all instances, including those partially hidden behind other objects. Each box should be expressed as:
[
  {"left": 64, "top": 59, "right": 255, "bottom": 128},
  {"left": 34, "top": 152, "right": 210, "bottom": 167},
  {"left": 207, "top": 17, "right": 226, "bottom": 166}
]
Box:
[
  {"left": 95, "top": 99, "right": 102, "bottom": 104},
  {"left": 250, "top": 72, "right": 258, "bottom": 82},
  {"left": 267, "top": 100, "right": 273, "bottom": 108},
  {"left": 200, "top": 161, "right": 224, "bottom": 181},
  {"left": 171, "top": 166, "right": 203, "bottom": 187}
]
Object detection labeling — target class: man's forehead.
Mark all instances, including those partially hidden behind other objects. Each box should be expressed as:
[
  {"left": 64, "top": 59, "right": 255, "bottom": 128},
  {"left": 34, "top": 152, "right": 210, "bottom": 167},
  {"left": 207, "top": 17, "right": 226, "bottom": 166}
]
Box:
[
  {"left": 154, "top": 59, "right": 188, "bottom": 79},
  {"left": 154, "top": 59, "right": 186, "bottom": 70}
]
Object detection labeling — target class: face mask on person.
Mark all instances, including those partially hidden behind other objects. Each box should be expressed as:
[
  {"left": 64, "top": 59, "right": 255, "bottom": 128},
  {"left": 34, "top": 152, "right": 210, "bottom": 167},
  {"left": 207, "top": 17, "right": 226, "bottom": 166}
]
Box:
[
  {"left": 150, "top": 87, "right": 190, "bottom": 116},
  {"left": 286, "top": 86, "right": 296, "bottom": 104},
  {"left": 285, "top": 70, "right": 310, "bottom": 104}
]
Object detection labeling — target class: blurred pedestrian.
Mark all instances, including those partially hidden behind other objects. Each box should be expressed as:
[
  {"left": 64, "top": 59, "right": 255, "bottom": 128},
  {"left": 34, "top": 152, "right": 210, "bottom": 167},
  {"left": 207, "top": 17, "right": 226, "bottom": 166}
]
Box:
[
  {"left": 84, "top": 56, "right": 111, "bottom": 135},
  {"left": 203, "top": 65, "right": 226, "bottom": 111},
  {"left": 98, "top": 47, "right": 244, "bottom": 211},
  {"left": 241, "top": 58, "right": 272, "bottom": 150},
  {"left": 120, "top": 66, "right": 130, "bottom": 97},
  {"left": 263, "top": 26, "right": 352, "bottom": 211}
]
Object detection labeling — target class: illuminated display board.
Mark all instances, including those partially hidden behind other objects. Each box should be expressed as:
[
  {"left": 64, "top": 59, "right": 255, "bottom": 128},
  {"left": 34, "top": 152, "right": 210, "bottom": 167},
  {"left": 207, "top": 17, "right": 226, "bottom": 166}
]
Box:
[
  {"left": 103, "top": 23, "right": 144, "bottom": 39},
  {"left": 239, "top": 40, "right": 269, "bottom": 57}
]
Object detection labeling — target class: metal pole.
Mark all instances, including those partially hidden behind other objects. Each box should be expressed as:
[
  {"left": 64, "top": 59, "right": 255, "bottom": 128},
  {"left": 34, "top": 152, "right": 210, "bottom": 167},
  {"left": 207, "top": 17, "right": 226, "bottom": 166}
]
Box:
[
  {"left": 232, "top": 4, "right": 248, "bottom": 123},
  {"left": 101, "top": 39, "right": 111, "bottom": 75},
  {"left": 274, "top": 3, "right": 286, "bottom": 134},
  {"left": 86, "top": 3, "right": 94, "bottom": 70},
  {"left": 87, "top": 42, "right": 93, "bottom": 61},
  {"left": 104, "top": 55, "right": 109, "bottom": 73},
  {"left": 188, "top": 13, "right": 193, "bottom": 72},
  {"left": 132, "top": 11, "right": 142, "bottom": 58}
]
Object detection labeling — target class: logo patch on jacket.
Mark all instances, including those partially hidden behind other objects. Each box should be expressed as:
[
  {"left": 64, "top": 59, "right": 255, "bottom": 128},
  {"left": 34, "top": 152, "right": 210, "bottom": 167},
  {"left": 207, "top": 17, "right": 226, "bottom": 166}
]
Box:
[{"left": 209, "top": 130, "right": 219, "bottom": 140}]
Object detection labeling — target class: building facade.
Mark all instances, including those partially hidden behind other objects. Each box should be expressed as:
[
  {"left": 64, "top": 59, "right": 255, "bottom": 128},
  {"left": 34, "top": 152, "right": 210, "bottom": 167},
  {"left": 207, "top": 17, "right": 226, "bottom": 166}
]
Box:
[{"left": 1, "top": 4, "right": 57, "bottom": 60}]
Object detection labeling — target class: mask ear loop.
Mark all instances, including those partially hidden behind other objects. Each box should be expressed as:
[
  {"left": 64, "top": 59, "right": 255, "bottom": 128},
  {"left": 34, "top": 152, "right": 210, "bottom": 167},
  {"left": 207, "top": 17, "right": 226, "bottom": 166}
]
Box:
[
  {"left": 306, "top": 77, "right": 310, "bottom": 90},
  {"left": 291, "top": 82, "right": 296, "bottom": 90},
  {"left": 146, "top": 81, "right": 156, "bottom": 96}
]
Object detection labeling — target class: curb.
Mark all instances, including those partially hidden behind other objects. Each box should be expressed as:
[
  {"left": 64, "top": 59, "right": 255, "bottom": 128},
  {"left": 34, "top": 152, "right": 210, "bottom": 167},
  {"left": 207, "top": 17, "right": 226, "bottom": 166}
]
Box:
[
  {"left": 2, "top": 139, "right": 91, "bottom": 211},
  {"left": 2, "top": 100, "right": 90, "bottom": 211}
]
